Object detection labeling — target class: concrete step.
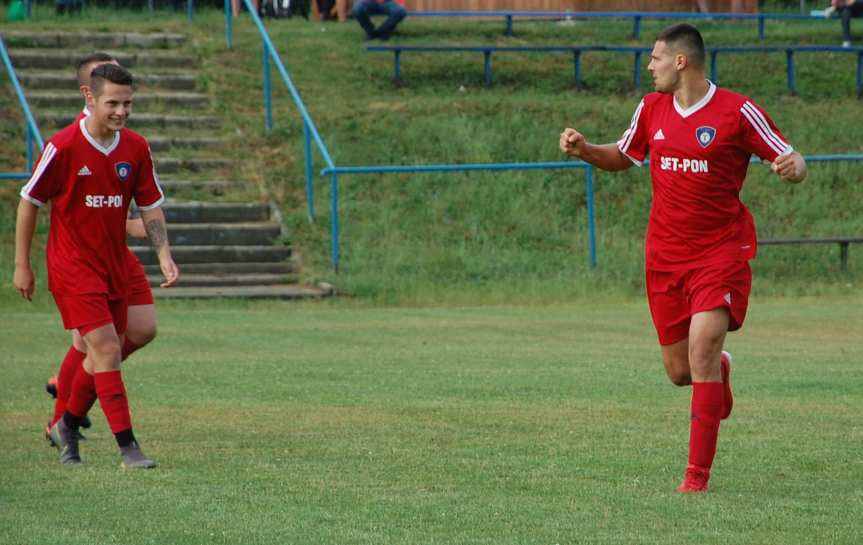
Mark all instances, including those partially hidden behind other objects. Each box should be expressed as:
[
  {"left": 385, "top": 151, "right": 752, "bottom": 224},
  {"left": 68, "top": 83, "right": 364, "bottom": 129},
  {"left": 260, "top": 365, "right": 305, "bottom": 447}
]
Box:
[
  {"left": 17, "top": 70, "right": 198, "bottom": 91},
  {"left": 131, "top": 245, "right": 291, "bottom": 265},
  {"left": 144, "top": 222, "right": 281, "bottom": 246},
  {"left": 143, "top": 261, "right": 295, "bottom": 275},
  {"left": 3, "top": 31, "right": 186, "bottom": 49},
  {"left": 151, "top": 285, "right": 330, "bottom": 300},
  {"left": 150, "top": 272, "right": 298, "bottom": 287},
  {"left": 157, "top": 202, "right": 271, "bottom": 223},
  {"left": 9, "top": 49, "right": 198, "bottom": 70},
  {"left": 28, "top": 92, "right": 209, "bottom": 110},
  {"left": 147, "top": 136, "right": 224, "bottom": 153},
  {"left": 157, "top": 179, "right": 240, "bottom": 195},
  {"left": 40, "top": 112, "right": 221, "bottom": 130},
  {"left": 155, "top": 158, "right": 232, "bottom": 175}
]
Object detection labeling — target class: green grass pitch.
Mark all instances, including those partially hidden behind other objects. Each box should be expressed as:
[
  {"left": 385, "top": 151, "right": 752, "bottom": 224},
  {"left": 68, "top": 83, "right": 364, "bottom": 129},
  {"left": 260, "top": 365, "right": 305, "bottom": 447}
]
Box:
[{"left": 1, "top": 298, "right": 861, "bottom": 544}]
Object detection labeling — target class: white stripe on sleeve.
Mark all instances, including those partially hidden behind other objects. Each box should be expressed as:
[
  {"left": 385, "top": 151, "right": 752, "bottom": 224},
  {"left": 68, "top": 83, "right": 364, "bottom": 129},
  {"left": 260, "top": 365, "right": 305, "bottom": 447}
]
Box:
[
  {"left": 19, "top": 143, "right": 57, "bottom": 207},
  {"left": 136, "top": 146, "right": 166, "bottom": 211},
  {"left": 617, "top": 99, "right": 645, "bottom": 154},
  {"left": 741, "top": 102, "right": 791, "bottom": 157}
]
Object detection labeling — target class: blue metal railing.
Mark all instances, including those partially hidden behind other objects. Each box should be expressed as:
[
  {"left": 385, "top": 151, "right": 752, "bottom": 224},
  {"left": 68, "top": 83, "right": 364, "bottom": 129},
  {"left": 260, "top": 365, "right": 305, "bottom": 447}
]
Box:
[
  {"left": 368, "top": 44, "right": 863, "bottom": 96},
  {"left": 0, "top": 34, "right": 44, "bottom": 181},
  {"left": 408, "top": 10, "right": 842, "bottom": 41},
  {"left": 224, "top": 0, "right": 336, "bottom": 223},
  {"left": 224, "top": 3, "right": 598, "bottom": 273},
  {"left": 320, "top": 162, "right": 597, "bottom": 272}
]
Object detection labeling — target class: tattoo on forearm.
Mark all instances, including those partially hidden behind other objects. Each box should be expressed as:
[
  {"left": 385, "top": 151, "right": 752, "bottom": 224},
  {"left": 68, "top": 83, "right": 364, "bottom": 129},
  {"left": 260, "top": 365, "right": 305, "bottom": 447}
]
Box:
[{"left": 145, "top": 219, "right": 168, "bottom": 251}]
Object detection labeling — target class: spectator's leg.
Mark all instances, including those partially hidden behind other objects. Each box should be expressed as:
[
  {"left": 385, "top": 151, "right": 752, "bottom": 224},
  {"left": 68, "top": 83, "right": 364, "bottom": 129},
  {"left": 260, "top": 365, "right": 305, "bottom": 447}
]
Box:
[
  {"left": 842, "top": 7, "right": 853, "bottom": 45},
  {"left": 375, "top": 1, "right": 406, "bottom": 40},
  {"left": 352, "top": 1, "right": 379, "bottom": 39}
]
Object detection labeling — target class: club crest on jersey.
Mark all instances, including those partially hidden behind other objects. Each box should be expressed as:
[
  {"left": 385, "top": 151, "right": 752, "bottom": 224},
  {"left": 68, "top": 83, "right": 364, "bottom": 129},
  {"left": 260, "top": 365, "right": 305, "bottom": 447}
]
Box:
[
  {"left": 114, "top": 162, "right": 132, "bottom": 182},
  {"left": 696, "top": 126, "right": 716, "bottom": 148}
]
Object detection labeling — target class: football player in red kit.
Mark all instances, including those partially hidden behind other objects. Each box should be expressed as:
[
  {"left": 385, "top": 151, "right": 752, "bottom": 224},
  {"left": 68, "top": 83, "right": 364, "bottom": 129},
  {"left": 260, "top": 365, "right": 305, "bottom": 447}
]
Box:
[
  {"left": 559, "top": 23, "right": 806, "bottom": 492},
  {"left": 44, "top": 53, "right": 162, "bottom": 442},
  {"left": 15, "top": 64, "right": 179, "bottom": 468}
]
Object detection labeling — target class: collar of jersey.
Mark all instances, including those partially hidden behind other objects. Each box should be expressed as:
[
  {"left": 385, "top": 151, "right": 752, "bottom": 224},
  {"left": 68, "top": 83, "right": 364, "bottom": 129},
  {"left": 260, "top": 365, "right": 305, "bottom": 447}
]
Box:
[
  {"left": 79, "top": 117, "right": 120, "bottom": 155},
  {"left": 673, "top": 80, "right": 716, "bottom": 119}
]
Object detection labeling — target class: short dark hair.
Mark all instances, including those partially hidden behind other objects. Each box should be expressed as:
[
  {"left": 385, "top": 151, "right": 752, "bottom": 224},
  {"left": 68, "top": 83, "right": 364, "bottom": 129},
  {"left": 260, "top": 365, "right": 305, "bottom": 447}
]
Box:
[
  {"left": 656, "top": 23, "right": 705, "bottom": 68},
  {"left": 90, "top": 64, "right": 134, "bottom": 96},
  {"left": 76, "top": 52, "right": 117, "bottom": 86}
]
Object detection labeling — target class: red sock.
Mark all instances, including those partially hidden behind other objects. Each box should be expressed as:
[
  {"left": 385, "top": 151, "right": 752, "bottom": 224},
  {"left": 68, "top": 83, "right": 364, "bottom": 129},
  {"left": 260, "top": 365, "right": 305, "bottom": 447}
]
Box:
[
  {"left": 66, "top": 366, "right": 97, "bottom": 418},
  {"left": 687, "top": 382, "right": 724, "bottom": 470},
  {"left": 94, "top": 370, "right": 132, "bottom": 434},
  {"left": 121, "top": 338, "right": 142, "bottom": 361},
  {"left": 51, "top": 346, "right": 86, "bottom": 426}
]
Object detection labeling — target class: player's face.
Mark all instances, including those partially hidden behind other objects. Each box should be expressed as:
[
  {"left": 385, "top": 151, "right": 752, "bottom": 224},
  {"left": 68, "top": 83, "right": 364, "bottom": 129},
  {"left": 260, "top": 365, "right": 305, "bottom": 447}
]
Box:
[
  {"left": 647, "top": 41, "right": 680, "bottom": 93},
  {"left": 87, "top": 81, "right": 133, "bottom": 133}
]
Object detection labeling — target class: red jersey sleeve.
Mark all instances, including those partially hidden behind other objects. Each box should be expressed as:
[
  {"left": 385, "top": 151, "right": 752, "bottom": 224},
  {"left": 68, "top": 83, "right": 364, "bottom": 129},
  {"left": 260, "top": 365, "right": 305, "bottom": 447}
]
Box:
[
  {"left": 134, "top": 144, "right": 165, "bottom": 211},
  {"left": 738, "top": 99, "right": 793, "bottom": 162},
  {"left": 616, "top": 97, "right": 650, "bottom": 166},
  {"left": 19, "top": 142, "right": 63, "bottom": 207}
]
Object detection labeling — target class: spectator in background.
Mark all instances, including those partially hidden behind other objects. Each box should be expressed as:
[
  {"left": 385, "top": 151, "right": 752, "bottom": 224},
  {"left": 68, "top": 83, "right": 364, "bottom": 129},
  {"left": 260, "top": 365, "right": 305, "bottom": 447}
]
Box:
[
  {"left": 56, "top": 0, "right": 82, "bottom": 15},
  {"left": 835, "top": 0, "right": 863, "bottom": 47},
  {"left": 352, "top": 0, "right": 406, "bottom": 41},
  {"left": 232, "top": 0, "right": 260, "bottom": 17}
]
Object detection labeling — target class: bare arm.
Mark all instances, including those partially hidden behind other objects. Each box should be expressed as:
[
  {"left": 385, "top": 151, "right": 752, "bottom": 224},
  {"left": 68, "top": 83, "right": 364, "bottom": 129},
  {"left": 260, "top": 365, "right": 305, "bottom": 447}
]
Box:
[
  {"left": 126, "top": 217, "right": 147, "bottom": 239},
  {"left": 559, "top": 128, "right": 634, "bottom": 172},
  {"left": 772, "top": 151, "right": 807, "bottom": 184},
  {"left": 140, "top": 207, "right": 179, "bottom": 288},
  {"left": 14, "top": 199, "right": 39, "bottom": 300}
]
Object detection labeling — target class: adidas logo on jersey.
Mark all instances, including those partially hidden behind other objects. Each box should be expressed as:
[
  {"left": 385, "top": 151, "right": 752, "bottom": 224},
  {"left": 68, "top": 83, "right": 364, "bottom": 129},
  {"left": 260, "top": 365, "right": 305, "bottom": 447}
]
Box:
[
  {"left": 77, "top": 166, "right": 92, "bottom": 176},
  {"left": 653, "top": 129, "right": 665, "bottom": 140}
]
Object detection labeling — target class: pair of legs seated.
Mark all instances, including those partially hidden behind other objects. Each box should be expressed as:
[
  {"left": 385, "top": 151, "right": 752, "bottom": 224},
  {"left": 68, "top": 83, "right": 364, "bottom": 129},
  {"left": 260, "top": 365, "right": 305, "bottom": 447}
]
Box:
[{"left": 352, "top": 0, "right": 406, "bottom": 40}]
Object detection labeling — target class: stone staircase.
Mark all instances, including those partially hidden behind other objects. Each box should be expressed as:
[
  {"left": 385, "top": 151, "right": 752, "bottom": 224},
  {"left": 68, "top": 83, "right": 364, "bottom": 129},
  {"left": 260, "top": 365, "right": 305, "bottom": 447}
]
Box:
[{"left": 6, "top": 31, "right": 329, "bottom": 300}]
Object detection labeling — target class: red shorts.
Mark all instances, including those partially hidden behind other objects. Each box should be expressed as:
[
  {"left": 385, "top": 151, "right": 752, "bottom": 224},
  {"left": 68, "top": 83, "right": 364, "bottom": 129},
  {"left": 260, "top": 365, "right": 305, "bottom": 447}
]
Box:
[
  {"left": 53, "top": 293, "right": 129, "bottom": 336},
  {"left": 126, "top": 250, "right": 154, "bottom": 306},
  {"left": 646, "top": 261, "right": 752, "bottom": 346}
]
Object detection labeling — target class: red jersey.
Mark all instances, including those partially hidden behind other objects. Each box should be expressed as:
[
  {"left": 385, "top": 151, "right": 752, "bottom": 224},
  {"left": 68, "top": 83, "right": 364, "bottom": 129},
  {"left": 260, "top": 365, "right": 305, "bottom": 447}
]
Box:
[
  {"left": 617, "top": 82, "right": 793, "bottom": 271},
  {"left": 20, "top": 118, "right": 165, "bottom": 298}
]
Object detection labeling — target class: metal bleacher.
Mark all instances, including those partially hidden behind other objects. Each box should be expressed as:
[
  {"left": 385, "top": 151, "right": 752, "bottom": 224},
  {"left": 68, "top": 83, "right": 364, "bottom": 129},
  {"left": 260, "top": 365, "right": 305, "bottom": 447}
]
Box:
[{"left": 367, "top": 44, "right": 863, "bottom": 96}]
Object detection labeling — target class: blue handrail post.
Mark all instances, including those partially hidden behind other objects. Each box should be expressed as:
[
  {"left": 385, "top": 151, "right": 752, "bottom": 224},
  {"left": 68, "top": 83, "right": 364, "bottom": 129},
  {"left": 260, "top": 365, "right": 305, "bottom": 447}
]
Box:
[
  {"left": 710, "top": 50, "right": 719, "bottom": 83},
  {"left": 187, "top": 0, "right": 194, "bottom": 21},
  {"left": 26, "top": 0, "right": 32, "bottom": 17},
  {"left": 505, "top": 14, "right": 513, "bottom": 36},
  {"left": 632, "top": 15, "right": 642, "bottom": 39},
  {"left": 633, "top": 50, "right": 642, "bottom": 89},
  {"left": 585, "top": 166, "right": 597, "bottom": 269},
  {"left": 330, "top": 172, "right": 340, "bottom": 272},
  {"left": 484, "top": 50, "right": 492, "bottom": 86},
  {"left": 857, "top": 51, "right": 862, "bottom": 98},
  {"left": 26, "top": 125, "right": 34, "bottom": 172},
  {"left": 786, "top": 49, "right": 796, "bottom": 95},
  {"left": 573, "top": 49, "right": 582, "bottom": 88},
  {"left": 758, "top": 15, "right": 765, "bottom": 41},
  {"left": 263, "top": 45, "right": 273, "bottom": 132},
  {"left": 303, "top": 119, "right": 316, "bottom": 222},
  {"left": 225, "top": 0, "right": 233, "bottom": 48},
  {"left": 394, "top": 50, "right": 401, "bottom": 83}
]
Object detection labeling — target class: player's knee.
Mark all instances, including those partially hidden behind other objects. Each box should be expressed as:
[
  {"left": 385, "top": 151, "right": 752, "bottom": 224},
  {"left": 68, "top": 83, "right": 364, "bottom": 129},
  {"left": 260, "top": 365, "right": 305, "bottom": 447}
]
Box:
[
  {"left": 688, "top": 343, "right": 721, "bottom": 376},
  {"left": 666, "top": 368, "right": 692, "bottom": 386},
  {"left": 72, "top": 333, "right": 88, "bottom": 353},
  {"left": 88, "top": 338, "right": 122, "bottom": 369},
  {"left": 129, "top": 324, "right": 157, "bottom": 347}
]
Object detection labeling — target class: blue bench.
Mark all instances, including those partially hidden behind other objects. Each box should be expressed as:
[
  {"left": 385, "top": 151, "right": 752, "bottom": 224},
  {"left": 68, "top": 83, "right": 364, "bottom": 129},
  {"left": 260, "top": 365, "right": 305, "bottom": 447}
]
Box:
[
  {"left": 409, "top": 10, "right": 842, "bottom": 41},
  {"left": 367, "top": 44, "right": 863, "bottom": 96},
  {"left": 759, "top": 237, "right": 863, "bottom": 272}
]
